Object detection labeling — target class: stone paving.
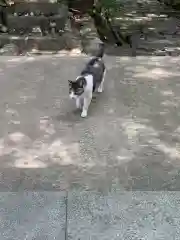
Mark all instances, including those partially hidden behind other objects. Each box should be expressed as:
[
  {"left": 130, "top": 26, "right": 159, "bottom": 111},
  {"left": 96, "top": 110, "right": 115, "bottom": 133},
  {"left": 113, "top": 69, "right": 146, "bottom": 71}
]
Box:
[
  {"left": 1, "top": 191, "right": 180, "bottom": 239},
  {"left": 0, "top": 55, "right": 180, "bottom": 239}
]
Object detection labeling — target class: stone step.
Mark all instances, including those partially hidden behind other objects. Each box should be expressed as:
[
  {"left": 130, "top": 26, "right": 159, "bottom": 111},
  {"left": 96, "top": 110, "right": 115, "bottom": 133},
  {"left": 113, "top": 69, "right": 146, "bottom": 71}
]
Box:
[
  {"left": 7, "top": 2, "right": 66, "bottom": 16},
  {"left": 0, "top": 35, "right": 68, "bottom": 54},
  {"left": 7, "top": 15, "right": 67, "bottom": 34}
]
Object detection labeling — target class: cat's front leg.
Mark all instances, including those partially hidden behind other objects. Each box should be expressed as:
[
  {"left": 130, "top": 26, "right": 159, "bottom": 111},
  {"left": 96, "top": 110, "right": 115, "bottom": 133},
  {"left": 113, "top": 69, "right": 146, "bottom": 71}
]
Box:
[
  {"left": 76, "top": 98, "right": 81, "bottom": 109},
  {"left": 97, "top": 69, "right": 106, "bottom": 93},
  {"left": 81, "top": 94, "right": 92, "bottom": 118}
]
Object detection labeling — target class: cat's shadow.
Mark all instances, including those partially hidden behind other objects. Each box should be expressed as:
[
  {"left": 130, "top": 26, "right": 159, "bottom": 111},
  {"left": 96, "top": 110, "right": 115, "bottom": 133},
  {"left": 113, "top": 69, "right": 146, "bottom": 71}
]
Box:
[
  {"left": 55, "top": 110, "right": 81, "bottom": 124},
  {"left": 55, "top": 95, "right": 98, "bottom": 123}
]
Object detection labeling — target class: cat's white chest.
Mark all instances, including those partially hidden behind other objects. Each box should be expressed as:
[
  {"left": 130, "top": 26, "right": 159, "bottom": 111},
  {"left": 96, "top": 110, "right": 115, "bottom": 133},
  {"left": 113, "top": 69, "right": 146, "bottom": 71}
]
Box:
[
  {"left": 75, "top": 75, "right": 93, "bottom": 117},
  {"left": 84, "top": 74, "right": 94, "bottom": 93}
]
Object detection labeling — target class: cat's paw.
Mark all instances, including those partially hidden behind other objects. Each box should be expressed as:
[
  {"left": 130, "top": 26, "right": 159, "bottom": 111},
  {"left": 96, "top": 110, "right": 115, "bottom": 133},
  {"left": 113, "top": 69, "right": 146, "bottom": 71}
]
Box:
[
  {"left": 81, "top": 110, "right": 87, "bottom": 118},
  {"left": 97, "top": 87, "right": 103, "bottom": 93}
]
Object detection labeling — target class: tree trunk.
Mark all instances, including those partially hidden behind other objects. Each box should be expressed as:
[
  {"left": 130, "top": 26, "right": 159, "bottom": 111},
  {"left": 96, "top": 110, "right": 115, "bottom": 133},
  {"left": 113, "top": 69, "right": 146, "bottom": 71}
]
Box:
[
  {"left": 66, "top": 0, "right": 125, "bottom": 46},
  {"left": 88, "top": 4, "right": 109, "bottom": 42}
]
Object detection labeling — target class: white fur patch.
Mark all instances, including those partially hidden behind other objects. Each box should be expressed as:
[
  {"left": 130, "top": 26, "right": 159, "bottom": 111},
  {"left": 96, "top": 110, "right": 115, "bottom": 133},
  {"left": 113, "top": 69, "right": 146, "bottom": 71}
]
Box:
[
  {"left": 94, "top": 62, "right": 99, "bottom": 68},
  {"left": 69, "top": 92, "right": 77, "bottom": 99}
]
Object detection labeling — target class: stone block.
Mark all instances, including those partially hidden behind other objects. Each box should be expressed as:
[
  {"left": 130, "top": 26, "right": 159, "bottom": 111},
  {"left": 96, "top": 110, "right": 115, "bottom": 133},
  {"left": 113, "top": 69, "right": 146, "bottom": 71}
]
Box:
[
  {"left": 0, "top": 169, "right": 21, "bottom": 191},
  {"left": 68, "top": 190, "right": 180, "bottom": 240},
  {"left": 0, "top": 192, "right": 66, "bottom": 240},
  {"left": 8, "top": 2, "right": 65, "bottom": 16},
  {"left": 7, "top": 15, "right": 67, "bottom": 34},
  {"left": 0, "top": 35, "right": 67, "bottom": 53}
]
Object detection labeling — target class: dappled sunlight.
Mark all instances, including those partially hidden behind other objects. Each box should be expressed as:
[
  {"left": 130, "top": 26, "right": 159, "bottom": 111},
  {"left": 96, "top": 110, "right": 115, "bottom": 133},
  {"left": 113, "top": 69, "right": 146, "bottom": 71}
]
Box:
[
  {"left": 134, "top": 67, "right": 180, "bottom": 80},
  {"left": 159, "top": 110, "right": 170, "bottom": 116},
  {"left": 148, "top": 138, "right": 180, "bottom": 161},
  {"left": 14, "top": 154, "right": 47, "bottom": 168},
  {"left": 122, "top": 119, "right": 159, "bottom": 154},
  {"left": 117, "top": 56, "right": 132, "bottom": 62},
  {"left": 161, "top": 90, "right": 174, "bottom": 97},
  {"left": 56, "top": 49, "right": 83, "bottom": 57},
  {"left": 172, "top": 126, "right": 180, "bottom": 142},
  {"left": 0, "top": 55, "right": 180, "bottom": 190},
  {"left": 121, "top": 119, "right": 159, "bottom": 142},
  {"left": 118, "top": 119, "right": 159, "bottom": 161},
  {"left": 175, "top": 126, "right": 180, "bottom": 134},
  {"left": 0, "top": 131, "right": 80, "bottom": 168},
  {"left": 47, "top": 139, "right": 79, "bottom": 165},
  {"left": 5, "top": 107, "right": 20, "bottom": 125},
  {"left": 6, "top": 108, "right": 19, "bottom": 117},
  {"left": 122, "top": 121, "right": 147, "bottom": 140},
  {"left": 161, "top": 100, "right": 179, "bottom": 108},
  {"left": 106, "top": 55, "right": 180, "bottom": 169},
  {"left": 69, "top": 48, "right": 82, "bottom": 56},
  {"left": 4, "top": 57, "right": 36, "bottom": 68},
  {"left": 109, "top": 57, "right": 180, "bottom": 83},
  {"left": 19, "top": 94, "right": 36, "bottom": 103},
  {"left": 134, "top": 66, "right": 148, "bottom": 73},
  {"left": 116, "top": 155, "right": 132, "bottom": 164},
  {"left": 106, "top": 55, "right": 180, "bottom": 174},
  {"left": 39, "top": 117, "right": 55, "bottom": 136},
  {"left": 8, "top": 132, "right": 29, "bottom": 143},
  {"left": 116, "top": 147, "right": 134, "bottom": 165},
  {"left": 126, "top": 65, "right": 148, "bottom": 73},
  {"left": 25, "top": 57, "right": 36, "bottom": 62},
  {"left": 7, "top": 58, "right": 22, "bottom": 63},
  {"left": 119, "top": 117, "right": 180, "bottom": 161},
  {"left": 119, "top": 115, "right": 180, "bottom": 166},
  {"left": 114, "top": 56, "right": 180, "bottom": 67},
  {"left": 0, "top": 108, "right": 82, "bottom": 168}
]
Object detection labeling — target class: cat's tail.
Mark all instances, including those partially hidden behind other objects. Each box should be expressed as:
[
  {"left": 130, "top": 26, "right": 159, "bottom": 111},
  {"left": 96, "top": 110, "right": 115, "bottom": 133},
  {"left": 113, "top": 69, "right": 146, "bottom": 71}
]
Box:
[{"left": 87, "top": 43, "right": 105, "bottom": 66}]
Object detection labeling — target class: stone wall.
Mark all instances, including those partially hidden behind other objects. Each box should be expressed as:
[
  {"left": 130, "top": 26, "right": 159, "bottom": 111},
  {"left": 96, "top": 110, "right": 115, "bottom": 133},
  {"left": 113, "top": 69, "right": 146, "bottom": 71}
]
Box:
[
  {"left": 0, "top": 1, "right": 69, "bottom": 54},
  {"left": 7, "top": 1, "right": 68, "bottom": 35}
]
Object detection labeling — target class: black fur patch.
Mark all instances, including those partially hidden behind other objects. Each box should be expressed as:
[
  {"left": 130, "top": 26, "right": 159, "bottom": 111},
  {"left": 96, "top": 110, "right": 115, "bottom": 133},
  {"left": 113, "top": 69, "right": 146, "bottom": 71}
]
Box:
[{"left": 68, "top": 77, "right": 86, "bottom": 96}]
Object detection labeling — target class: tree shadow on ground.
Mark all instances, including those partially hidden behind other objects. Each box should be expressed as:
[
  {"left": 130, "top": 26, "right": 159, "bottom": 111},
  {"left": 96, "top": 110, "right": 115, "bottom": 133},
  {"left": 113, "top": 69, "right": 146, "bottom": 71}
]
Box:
[
  {"left": 0, "top": 56, "right": 180, "bottom": 191},
  {"left": 105, "top": 56, "right": 180, "bottom": 190}
]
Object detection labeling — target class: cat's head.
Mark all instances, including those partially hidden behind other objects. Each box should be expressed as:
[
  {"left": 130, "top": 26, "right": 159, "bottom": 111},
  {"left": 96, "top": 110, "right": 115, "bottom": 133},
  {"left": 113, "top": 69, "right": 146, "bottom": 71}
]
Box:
[{"left": 68, "top": 76, "right": 86, "bottom": 99}]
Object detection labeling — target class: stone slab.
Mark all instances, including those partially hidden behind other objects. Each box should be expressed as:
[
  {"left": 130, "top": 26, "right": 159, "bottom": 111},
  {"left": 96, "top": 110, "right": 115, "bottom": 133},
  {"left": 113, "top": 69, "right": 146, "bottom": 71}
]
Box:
[
  {"left": 67, "top": 191, "right": 180, "bottom": 240},
  {"left": 0, "top": 36, "right": 67, "bottom": 53},
  {"left": 0, "top": 192, "right": 66, "bottom": 240},
  {"left": 0, "top": 169, "right": 21, "bottom": 191},
  {"left": 7, "top": 2, "right": 65, "bottom": 16}
]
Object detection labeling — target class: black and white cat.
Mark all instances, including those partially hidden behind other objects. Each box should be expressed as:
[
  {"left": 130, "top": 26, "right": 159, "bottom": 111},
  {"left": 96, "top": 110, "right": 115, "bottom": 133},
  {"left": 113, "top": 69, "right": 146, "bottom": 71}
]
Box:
[{"left": 68, "top": 44, "right": 106, "bottom": 118}]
